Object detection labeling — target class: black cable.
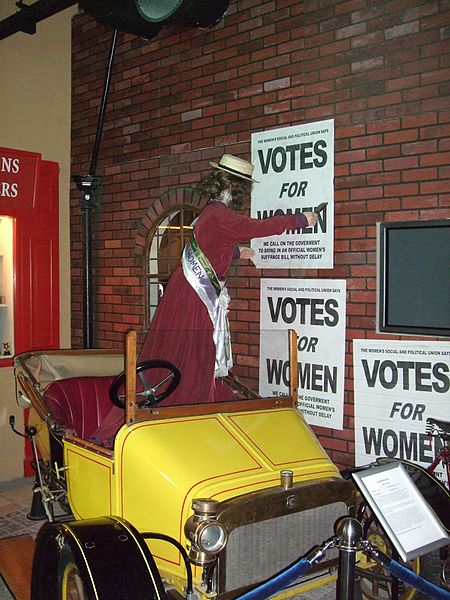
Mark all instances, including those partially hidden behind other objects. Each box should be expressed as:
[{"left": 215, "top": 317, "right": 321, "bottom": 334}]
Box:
[
  {"left": 141, "top": 532, "right": 193, "bottom": 595},
  {"left": 9, "top": 415, "right": 37, "bottom": 439}
]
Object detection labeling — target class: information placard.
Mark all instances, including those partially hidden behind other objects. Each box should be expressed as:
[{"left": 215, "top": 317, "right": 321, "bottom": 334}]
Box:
[{"left": 352, "top": 461, "right": 449, "bottom": 561}]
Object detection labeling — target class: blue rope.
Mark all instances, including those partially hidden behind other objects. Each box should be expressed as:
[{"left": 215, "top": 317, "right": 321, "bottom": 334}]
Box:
[
  {"left": 234, "top": 558, "right": 313, "bottom": 600},
  {"left": 387, "top": 559, "right": 450, "bottom": 599}
]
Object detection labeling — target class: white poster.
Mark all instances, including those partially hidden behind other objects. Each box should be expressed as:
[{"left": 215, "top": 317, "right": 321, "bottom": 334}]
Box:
[
  {"left": 259, "top": 278, "right": 346, "bottom": 429},
  {"left": 354, "top": 339, "right": 450, "bottom": 482},
  {"left": 250, "top": 119, "right": 334, "bottom": 269}
]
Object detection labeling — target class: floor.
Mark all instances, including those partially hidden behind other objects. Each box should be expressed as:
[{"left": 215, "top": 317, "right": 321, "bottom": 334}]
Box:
[
  {"left": 0, "top": 477, "right": 337, "bottom": 599},
  {"left": 0, "top": 477, "right": 39, "bottom": 600},
  {"left": 0, "top": 478, "right": 43, "bottom": 541},
  {"left": 0, "top": 576, "right": 13, "bottom": 600}
]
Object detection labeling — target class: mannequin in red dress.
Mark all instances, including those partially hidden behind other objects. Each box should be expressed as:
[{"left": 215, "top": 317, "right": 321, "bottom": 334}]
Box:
[
  {"left": 88, "top": 155, "right": 318, "bottom": 445},
  {"left": 139, "top": 154, "right": 317, "bottom": 406}
]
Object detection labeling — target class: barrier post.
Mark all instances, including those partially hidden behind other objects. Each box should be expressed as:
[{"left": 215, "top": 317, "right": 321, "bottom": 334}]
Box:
[{"left": 335, "top": 517, "right": 363, "bottom": 600}]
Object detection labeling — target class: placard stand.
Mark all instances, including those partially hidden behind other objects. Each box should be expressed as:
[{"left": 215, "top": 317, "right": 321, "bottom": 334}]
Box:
[{"left": 352, "top": 461, "right": 449, "bottom": 562}]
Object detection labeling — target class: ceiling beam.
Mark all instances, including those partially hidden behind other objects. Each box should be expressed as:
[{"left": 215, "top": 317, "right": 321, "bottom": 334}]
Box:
[{"left": 0, "top": 0, "right": 77, "bottom": 41}]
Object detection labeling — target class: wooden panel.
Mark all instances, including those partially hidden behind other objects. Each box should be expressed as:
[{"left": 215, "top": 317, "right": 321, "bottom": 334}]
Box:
[{"left": 0, "top": 534, "right": 34, "bottom": 600}]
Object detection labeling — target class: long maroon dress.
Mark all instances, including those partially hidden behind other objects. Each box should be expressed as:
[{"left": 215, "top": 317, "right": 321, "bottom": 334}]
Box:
[
  {"left": 88, "top": 201, "right": 309, "bottom": 444},
  {"left": 138, "top": 201, "right": 308, "bottom": 405}
]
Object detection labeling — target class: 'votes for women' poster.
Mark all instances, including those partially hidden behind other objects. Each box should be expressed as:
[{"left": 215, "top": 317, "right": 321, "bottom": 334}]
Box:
[
  {"left": 260, "top": 279, "right": 346, "bottom": 430},
  {"left": 354, "top": 339, "right": 450, "bottom": 483},
  {"left": 250, "top": 119, "right": 334, "bottom": 269}
]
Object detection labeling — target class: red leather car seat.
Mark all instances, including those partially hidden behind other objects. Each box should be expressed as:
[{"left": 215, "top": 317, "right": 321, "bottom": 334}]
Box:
[{"left": 43, "top": 376, "right": 116, "bottom": 440}]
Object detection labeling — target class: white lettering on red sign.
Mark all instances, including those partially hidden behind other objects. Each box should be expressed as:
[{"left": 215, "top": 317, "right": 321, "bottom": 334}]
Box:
[{"left": 0, "top": 156, "right": 20, "bottom": 198}]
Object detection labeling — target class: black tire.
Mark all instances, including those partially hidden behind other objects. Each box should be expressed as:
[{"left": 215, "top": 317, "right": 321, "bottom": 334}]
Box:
[
  {"left": 31, "top": 523, "right": 62, "bottom": 600},
  {"left": 356, "top": 510, "right": 419, "bottom": 600}
]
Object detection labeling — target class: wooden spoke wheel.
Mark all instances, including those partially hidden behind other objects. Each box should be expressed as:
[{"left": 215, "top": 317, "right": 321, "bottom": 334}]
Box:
[{"left": 357, "top": 521, "right": 419, "bottom": 600}]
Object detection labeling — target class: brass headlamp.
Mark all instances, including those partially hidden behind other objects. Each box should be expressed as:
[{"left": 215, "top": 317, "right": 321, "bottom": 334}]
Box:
[{"left": 184, "top": 498, "right": 228, "bottom": 565}]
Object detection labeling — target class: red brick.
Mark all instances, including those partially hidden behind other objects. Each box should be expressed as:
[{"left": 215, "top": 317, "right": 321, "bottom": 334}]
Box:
[
  {"left": 351, "top": 134, "right": 383, "bottom": 149},
  {"left": 351, "top": 56, "right": 384, "bottom": 73},
  {"left": 403, "top": 168, "right": 437, "bottom": 182},
  {"left": 420, "top": 152, "right": 450, "bottom": 167},
  {"left": 421, "top": 180, "right": 450, "bottom": 194},
  {"left": 384, "top": 129, "right": 418, "bottom": 144},
  {"left": 368, "top": 91, "right": 402, "bottom": 108},
  {"left": 402, "top": 195, "right": 439, "bottom": 209},
  {"left": 367, "top": 145, "right": 400, "bottom": 159},
  {"left": 366, "top": 172, "right": 401, "bottom": 185},
  {"left": 351, "top": 160, "right": 383, "bottom": 174},
  {"left": 384, "top": 156, "right": 419, "bottom": 171},
  {"left": 350, "top": 186, "right": 383, "bottom": 200},
  {"left": 367, "top": 118, "right": 400, "bottom": 133}
]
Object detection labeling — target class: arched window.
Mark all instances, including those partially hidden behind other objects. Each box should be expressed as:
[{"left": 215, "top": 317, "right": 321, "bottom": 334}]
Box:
[{"left": 144, "top": 205, "right": 200, "bottom": 327}]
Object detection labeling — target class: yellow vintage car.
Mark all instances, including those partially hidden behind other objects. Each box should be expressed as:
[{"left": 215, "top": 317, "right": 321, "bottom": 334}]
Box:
[{"left": 15, "top": 331, "right": 355, "bottom": 600}]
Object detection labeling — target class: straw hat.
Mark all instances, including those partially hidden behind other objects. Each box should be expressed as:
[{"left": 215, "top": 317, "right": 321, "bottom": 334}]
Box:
[{"left": 209, "top": 154, "right": 258, "bottom": 182}]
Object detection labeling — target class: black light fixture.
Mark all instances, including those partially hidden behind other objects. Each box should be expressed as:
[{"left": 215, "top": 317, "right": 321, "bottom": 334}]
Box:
[{"left": 79, "top": 0, "right": 230, "bottom": 39}]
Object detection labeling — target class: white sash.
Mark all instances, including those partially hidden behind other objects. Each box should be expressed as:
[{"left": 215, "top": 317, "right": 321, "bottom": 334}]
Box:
[{"left": 182, "top": 234, "right": 233, "bottom": 378}]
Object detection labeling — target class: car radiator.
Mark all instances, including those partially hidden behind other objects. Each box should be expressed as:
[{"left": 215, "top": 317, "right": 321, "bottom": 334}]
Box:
[{"left": 216, "top": 477, "right": 353, "bottom": 597}]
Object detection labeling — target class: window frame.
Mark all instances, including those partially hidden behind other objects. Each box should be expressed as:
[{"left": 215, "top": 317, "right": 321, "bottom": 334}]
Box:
[{"left": 143, "top": 203, "right": 200, "bottom": 329}]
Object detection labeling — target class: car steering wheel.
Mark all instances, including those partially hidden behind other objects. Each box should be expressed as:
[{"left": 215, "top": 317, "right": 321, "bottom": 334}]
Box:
[{"left": 109, "top": 359, "right": 181, "bottom": 409}]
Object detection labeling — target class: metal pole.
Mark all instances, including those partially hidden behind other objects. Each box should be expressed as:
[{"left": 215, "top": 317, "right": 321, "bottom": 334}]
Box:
[
  {"left": 73, "top": 29, "right": 118, "bottom": 348},
  {"left": 90, "top": 28, "right": 118, "bottom": 176},
  {"left": 73, "top": 174, "right": 100, "bottom": 348},
  {"left": 335, "top": 517, "right": 363, "bottom": 600}
]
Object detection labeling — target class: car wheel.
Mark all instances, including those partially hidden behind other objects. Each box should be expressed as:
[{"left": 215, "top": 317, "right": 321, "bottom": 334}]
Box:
[
  {"left": 356, "top": 521, "right": 419, "bottom": 600},
  {"left": 57, "top": 546, "right": 94, "bottom": 600}
]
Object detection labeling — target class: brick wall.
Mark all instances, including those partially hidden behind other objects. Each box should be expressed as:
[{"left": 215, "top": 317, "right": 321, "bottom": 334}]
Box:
[{"left": 71, "top": 0, "right": 450, "bottom": 468}]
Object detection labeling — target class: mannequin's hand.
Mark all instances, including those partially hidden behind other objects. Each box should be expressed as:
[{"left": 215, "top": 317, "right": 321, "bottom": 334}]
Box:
[
  {"left": 239, "top": 246, "right": 256, "bottom": 260},
  {"left": 304, "top": 212, "right": 318, "bottom": 227}
]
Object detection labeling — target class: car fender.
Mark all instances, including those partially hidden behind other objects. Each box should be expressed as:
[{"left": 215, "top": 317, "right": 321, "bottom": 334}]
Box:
[{"left": 31, "top": 516, "right": 167, "bottom": 600}]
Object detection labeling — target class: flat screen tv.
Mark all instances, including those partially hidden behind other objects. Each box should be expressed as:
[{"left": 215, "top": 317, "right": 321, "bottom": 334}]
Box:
[{"left": 377, "top": 219, "right": 450, "bottom": 337}]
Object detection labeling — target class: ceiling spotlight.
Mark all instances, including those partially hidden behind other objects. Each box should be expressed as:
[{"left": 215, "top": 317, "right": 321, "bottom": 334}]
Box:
[{"left": 79, "top": 0, "right": 230, "bottom": 39}]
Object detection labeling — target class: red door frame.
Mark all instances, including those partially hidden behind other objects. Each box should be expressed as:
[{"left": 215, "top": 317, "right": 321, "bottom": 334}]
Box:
[{"left": 0, "top": 147, "right": 60, "bottom": 474}]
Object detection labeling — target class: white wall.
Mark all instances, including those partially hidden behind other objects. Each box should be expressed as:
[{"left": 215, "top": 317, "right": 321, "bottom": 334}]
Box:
[{"left": 0, "top": 6, "right": 76, "bottom": 481}]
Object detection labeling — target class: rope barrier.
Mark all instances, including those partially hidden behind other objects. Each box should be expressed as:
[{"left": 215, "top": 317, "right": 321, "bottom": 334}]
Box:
[
  {"left": 234, "top": 557, "right": 313, "bottom": 600},
  {"left": 233, "top": 533, "right": 450, "bottom": 600},
  {"left": 366, "top": 544, "right": 450, "bottom": 599},
  {"left": 387, "top": 558, "right": 450, "bottom": 599}
]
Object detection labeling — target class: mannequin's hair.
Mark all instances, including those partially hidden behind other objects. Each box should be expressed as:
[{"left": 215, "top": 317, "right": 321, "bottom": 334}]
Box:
[{"left": 196, "top": 169, "right": 252, "bottom": 210}]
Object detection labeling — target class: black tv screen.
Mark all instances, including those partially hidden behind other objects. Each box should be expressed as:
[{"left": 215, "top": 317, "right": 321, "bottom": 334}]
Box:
[{"left": 377, "top": 219, "right": 450, "bottom": 337}]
